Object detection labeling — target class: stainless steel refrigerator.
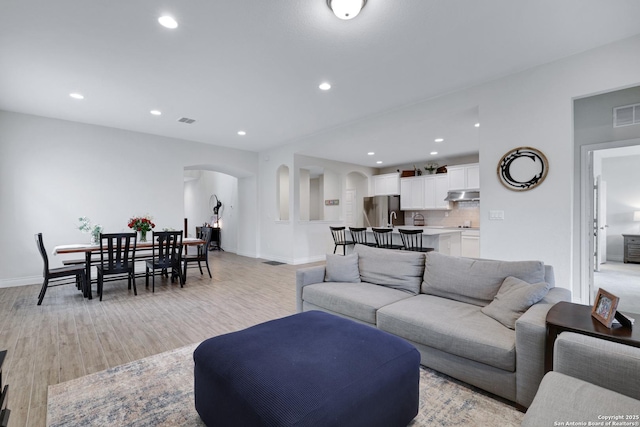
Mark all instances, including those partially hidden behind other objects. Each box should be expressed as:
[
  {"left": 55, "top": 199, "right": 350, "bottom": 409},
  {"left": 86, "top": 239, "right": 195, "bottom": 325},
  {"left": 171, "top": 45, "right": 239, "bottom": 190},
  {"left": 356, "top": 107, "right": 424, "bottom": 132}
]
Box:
[{"left": 362, "top": 195, "right": 404, "bottom": 228}]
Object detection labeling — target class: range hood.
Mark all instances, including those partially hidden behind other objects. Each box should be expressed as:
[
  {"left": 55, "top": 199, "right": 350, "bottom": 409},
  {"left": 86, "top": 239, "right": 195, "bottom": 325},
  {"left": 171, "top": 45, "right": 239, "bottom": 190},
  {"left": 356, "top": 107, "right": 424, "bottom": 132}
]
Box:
[{"left": 444, "top": 190, "right": 480, "bottom": 202}]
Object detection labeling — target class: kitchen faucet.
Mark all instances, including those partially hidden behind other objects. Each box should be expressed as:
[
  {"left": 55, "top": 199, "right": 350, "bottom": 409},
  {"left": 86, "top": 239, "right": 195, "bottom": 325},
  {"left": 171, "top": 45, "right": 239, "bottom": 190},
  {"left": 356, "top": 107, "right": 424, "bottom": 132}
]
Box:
[{"left": 389, "top": 211, "right": 397, "bottom": 228}]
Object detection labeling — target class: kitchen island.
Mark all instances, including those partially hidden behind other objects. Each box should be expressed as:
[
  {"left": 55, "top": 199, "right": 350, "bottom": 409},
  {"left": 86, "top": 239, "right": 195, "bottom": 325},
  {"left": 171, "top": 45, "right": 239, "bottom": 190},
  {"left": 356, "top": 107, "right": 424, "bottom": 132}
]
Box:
[{"left": 364, "top": 226, "right": 463, "bottom": 256}]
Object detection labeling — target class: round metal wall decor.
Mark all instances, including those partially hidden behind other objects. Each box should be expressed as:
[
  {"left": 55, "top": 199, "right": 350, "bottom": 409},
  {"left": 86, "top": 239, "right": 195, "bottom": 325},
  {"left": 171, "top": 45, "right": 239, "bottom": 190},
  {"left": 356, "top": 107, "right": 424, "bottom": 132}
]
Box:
[{"left": 497, "top": 147, "right": 549, "bottom": 191}]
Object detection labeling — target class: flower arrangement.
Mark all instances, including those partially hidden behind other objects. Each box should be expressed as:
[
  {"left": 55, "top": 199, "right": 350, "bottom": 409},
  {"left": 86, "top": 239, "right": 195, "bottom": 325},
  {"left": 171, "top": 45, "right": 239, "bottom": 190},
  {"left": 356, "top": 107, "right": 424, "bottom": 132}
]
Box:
[
  {"left": 128, "top": 215, "right": 155, "bottom": 241},
  {"left": 424, "top": 163, "right": 439, "bottom": 174},
  {"left": 77, "top": 216, "right": 103, "bottom": 244}
]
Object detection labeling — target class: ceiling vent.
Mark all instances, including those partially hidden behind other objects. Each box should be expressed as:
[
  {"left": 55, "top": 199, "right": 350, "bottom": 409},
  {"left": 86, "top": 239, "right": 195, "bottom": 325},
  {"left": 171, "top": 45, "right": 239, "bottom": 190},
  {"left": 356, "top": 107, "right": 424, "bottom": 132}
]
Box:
[
  {"left": 613, "top": 103, "right": 640, "bottom": 128},
  {"left": 177, "top": 117, "right": 196, "bottom": 124}
]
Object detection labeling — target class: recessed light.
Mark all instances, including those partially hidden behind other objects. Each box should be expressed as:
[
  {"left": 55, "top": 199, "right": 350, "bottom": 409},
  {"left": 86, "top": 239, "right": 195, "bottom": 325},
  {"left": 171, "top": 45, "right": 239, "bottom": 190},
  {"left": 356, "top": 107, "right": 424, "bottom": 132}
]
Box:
[
  {"left": 150, "top": 110, "right": 162, "bottom": 116},
  {"left": 319, "top": 82, "right": 331, "bottom": 91},
  {"left": 434, "top": 138, "right": 444, "bottom": 143},
  {"left": 430, "top": 151, "right": 438, "bottom": 155},
  {"left": 158, "top": 15, "right": 178, "bottom": 29},
  {"left": 69, "top": 93, "right": 84, "bottom": 100},
  {"left": 376, "top": 161, "right": 383, "bottom": 164},
  {"left": 367, "top": 152, "right": 375, "bottom": 156},
  {"left": 474, "top": 123, "right": 480, "bottom": 128},
  {"left": 237, "top": 131, "right": 246, "bottom": 136}
]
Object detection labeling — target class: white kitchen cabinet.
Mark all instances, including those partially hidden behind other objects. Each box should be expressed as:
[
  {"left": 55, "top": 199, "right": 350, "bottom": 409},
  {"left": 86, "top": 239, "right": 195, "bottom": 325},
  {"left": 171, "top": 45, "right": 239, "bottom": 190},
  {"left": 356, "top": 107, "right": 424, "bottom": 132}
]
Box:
[
  {"left": 438, "top": 233, "right": 461, "bottom": 256},
  {"left": 461, "top": 230, "right": 480, "bottom": 258},
  {"left": 400, "top": 176, "right": 424, "bottom": 210},
  {"left": 373, "top": 173, "right": 400, "bottom": 196},
  {"left": 422, "top": 174, "right": 451, "bottom": 210},
  {"left": 448, "top": 163, "right": 480, "bottom": 190}
]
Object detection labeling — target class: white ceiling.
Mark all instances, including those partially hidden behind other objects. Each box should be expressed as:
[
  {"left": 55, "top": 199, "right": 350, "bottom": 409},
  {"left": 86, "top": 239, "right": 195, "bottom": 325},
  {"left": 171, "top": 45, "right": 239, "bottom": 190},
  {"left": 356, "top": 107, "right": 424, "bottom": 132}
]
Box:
[{"left": 2, "top": 1, "right": 640, "bottom": 168}]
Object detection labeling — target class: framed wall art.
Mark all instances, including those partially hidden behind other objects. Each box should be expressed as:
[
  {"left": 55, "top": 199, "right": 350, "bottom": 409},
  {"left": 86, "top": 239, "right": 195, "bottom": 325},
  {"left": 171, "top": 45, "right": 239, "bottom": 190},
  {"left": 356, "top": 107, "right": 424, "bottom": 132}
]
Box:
[{"left": 497, "top": 147, "right": 549, "bottom": 191}]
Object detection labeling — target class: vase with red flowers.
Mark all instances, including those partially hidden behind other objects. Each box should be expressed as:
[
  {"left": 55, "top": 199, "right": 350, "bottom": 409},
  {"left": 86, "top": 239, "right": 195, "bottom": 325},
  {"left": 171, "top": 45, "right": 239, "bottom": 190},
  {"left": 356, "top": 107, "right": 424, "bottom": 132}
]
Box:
[{"left": 127, "top": 215, "right": 155, "bottom": 242}]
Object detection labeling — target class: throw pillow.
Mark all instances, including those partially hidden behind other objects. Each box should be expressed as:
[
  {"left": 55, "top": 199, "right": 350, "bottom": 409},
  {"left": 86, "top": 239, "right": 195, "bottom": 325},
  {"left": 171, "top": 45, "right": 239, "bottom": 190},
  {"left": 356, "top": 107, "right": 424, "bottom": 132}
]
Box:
[
  {"left": 325, "top": 253, "right": 361, "bottom": 283},
  {"left": 481, "top": 276, "right": 550, "bottom": 329}
]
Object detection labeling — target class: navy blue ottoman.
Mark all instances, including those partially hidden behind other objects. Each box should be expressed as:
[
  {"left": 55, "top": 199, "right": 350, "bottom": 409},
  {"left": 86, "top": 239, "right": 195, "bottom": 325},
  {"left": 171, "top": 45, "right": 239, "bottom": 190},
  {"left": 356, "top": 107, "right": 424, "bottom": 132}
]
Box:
[{"left": 193, "top": 311, "right": 420, "bottom": 427}]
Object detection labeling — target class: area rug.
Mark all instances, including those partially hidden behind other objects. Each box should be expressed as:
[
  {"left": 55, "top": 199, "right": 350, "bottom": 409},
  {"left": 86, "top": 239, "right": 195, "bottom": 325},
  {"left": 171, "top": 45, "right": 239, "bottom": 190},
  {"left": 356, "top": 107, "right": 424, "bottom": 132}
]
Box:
[{"left": 47, "top": 343, "right": 523, "bottom": 427}]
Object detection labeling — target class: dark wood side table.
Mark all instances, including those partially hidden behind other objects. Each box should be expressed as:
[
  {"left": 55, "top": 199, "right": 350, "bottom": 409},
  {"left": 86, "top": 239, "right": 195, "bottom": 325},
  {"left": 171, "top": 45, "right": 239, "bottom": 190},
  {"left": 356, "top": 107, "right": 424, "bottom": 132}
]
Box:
[{"left": 545, "top": 301, "right": 640, "bottom": 373}]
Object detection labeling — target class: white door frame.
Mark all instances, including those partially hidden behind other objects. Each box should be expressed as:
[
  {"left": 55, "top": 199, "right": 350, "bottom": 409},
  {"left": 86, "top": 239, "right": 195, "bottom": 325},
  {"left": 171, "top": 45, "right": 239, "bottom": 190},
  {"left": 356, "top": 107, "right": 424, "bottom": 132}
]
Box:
[{"left": 579, "top": 138, "right": 640, "bottom": 305}]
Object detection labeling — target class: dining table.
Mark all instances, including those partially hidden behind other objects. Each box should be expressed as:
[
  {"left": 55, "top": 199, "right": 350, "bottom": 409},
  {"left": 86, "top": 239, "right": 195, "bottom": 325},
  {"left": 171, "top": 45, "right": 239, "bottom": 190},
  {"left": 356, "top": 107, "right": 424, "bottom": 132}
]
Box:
[{"left": 53, "top": 237, "right": 206, "bottom": 299}]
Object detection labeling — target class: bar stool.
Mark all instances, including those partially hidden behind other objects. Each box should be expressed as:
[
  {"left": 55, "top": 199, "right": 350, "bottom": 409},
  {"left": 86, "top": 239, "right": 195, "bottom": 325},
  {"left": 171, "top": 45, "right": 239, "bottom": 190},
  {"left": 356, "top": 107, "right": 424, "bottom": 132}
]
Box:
[
  {"left": 329, "top": 226, "right": 355, "bottom": 255},
  {"left": 372, "top": 228, "right": 404, "bottom": 250},
  {"left": 349, "top": 227, "right": 377, "bottom": 247},
  {"left": 399, "top": 229, "right": 434, "bottom": 252}
]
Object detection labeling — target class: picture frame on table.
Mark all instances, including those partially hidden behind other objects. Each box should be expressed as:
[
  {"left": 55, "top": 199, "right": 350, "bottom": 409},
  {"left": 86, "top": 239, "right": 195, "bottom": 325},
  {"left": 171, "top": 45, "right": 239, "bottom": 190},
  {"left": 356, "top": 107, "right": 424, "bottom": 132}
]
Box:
[{"left": 591, "top": 288, "right": 619, "bottom": 328}]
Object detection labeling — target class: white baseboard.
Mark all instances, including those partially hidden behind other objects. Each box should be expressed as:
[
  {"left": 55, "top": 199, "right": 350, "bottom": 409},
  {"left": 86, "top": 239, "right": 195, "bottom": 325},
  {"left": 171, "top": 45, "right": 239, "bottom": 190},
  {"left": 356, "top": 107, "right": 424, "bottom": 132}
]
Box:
[
  {"left": 292, "top": 255, "right": 326, "bottom": 265},
  {"left": 0, "top": 275, "right": 41, "bottom": 289}
]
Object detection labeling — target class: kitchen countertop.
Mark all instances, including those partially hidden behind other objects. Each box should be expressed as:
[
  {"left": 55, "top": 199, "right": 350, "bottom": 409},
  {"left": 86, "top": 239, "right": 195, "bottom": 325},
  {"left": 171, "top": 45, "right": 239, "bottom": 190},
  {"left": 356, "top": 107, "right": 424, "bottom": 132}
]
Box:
[{"left": 365, "top": 227, "right": 464, "bottom": 235}]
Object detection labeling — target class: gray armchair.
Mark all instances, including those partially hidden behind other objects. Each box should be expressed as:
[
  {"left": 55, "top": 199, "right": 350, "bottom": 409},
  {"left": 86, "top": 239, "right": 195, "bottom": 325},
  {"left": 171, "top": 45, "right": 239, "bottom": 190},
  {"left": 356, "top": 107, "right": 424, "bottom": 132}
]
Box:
[{"left": 522, "top": 332, "right": 640, "bottom": 426}]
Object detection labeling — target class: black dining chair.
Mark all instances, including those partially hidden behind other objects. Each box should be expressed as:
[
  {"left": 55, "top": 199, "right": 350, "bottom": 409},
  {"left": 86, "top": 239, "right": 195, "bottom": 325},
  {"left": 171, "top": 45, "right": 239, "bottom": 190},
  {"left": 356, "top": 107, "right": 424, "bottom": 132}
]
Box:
[
  {"left": 399, "top": 229, "right": 435, "bottom": 252},
  {"left": 371, "top": 228, "right": 404, "bottom": 250},
  {"left": 349, "top": 227, "right": 377, "bottom": 247},
  {"left": 329, "top": 226, "right": 355, "bottom": 255},
  {"left": 35, "top": 233, "right": 87, "bottom": 305},
  {"left": 183, "top": 226, "right": 213, "bottom": 281},
  {"left": 145, "top": 231, "right": 184, "bottom": 292},
  {"left": 97, "top": 232, "right": 137, "bottom": 301}
]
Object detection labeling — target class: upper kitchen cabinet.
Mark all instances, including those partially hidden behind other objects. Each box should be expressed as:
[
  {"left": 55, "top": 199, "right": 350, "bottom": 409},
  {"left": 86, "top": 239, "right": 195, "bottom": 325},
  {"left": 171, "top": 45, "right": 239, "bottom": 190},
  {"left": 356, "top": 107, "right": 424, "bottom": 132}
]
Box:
[
  {"left": 401, "top": 174, "right": 450, "bottom": 210},
  {"left": 373, "top": 173, "right": 400, "bottom": 196},
  {"left": 448, "top": 163, "right": 479, "bottom": 190},
  {"left": 400, "top": 176, "right": 424, "bottom": 210},
  {"left": 426, "top": 174, "right": 451, "bottom": 209}
]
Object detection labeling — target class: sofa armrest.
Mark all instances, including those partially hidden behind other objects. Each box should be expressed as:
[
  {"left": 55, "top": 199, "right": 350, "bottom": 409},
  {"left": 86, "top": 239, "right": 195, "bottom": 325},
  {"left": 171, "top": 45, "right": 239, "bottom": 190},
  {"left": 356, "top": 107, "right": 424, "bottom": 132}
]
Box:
[
  {"left": 295, "top": 266, "right": 326, "bottom": 313},
  {"left": 514, "top": 287, "right": 571, "bottom": 407},
  {"left": 555, "top": 332, "right": 640, "bottom": 400}
]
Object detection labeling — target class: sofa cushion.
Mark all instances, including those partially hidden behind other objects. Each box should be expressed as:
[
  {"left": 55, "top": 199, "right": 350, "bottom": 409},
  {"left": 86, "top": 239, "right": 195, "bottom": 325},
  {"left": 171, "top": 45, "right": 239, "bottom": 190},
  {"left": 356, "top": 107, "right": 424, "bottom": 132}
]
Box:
[
  {"left": 521, "top": 372, "right": 640, "bottom": 427},
  {"left": 325, "top": 253, "right": 361, "bottom": 283},
  {"left": 377, "top": 294, "right": 516, "bottom": 371},
  {"left": 303, "top": 282, "right": 413, "bottom": 324},
  {"left": 481, "top": 276, "right": 550, "bottom": 329},
  {"left": 355, "top": 244, "right": 425, "bottom": 295},
  {"left": 421, "top": 252, "right": 546, "bottom": 306}
]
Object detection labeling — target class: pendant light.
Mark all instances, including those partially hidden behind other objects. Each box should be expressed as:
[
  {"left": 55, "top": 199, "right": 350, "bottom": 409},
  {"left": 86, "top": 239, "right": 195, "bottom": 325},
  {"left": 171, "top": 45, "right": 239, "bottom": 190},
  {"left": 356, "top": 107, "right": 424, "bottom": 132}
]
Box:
[{"left": 326, "top": 0, "right": 367, "bottom": 20}]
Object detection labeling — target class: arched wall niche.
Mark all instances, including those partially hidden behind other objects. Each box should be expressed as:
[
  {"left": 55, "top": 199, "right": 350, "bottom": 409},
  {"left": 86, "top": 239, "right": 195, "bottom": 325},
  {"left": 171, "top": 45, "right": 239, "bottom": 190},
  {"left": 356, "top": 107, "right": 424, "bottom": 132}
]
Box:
[{"left": 276, "top": 164, "right": 290, "bottom": 221}]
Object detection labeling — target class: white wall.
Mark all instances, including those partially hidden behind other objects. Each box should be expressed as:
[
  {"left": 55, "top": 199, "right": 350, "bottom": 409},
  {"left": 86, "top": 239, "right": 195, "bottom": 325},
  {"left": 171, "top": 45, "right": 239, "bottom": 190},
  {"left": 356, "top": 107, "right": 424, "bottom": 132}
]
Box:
[
  {"left": 0, "top": 111, "right": 257, "bottom": 286},
  {"left": 183, "top": 170, "right": 239, "bottom": 253}
]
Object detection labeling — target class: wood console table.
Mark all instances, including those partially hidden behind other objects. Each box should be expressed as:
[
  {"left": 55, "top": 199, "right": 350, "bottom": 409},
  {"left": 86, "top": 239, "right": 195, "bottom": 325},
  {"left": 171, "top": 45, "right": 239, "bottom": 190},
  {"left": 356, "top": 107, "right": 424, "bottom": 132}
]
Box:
[
  {"left": 623, "top": 234, "right": 640, "bottom": 263},
  {"left": 545, "top": 301, "right": 639, "bottom": 373}
]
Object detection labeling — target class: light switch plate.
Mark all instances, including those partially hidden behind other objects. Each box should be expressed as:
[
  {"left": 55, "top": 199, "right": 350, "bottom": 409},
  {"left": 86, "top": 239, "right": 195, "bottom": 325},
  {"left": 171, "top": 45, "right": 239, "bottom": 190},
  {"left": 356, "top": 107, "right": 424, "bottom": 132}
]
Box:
[{"left": 489, "top": 210, "right": 505, "bottom": 220}]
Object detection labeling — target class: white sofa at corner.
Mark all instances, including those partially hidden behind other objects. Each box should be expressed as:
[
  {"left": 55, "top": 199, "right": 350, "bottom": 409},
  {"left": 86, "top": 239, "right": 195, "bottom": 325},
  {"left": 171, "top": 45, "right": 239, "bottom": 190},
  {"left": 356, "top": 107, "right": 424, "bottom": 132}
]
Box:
[{"left": 295, "top": 244, "right": 571, "bottom": 408}]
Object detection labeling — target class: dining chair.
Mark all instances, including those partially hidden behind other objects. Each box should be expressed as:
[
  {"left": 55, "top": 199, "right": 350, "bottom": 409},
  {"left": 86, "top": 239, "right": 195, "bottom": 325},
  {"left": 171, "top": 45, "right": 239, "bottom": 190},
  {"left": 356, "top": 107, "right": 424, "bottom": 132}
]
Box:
[
  {"left": 398, "top": 229, "right": 435, "bottom": 252},
  {"left": 371, "top": 228, "right": 404, "bottom": 250},
  {"left": 35, "top": 233, "right": 87, "bottom": 305},
  {"left": 97, "top": 232, "right": 137, "bottom": 301},
  {"left": 183, "top": 226, "right": 213, "bottom": 281},
  {"left": 349, "top": 227, "right": 377, "bottom": 247},
  {"left": 145, "top": 231, "right": 184, "bottom": 292},
  {"left": 329, "top": 226, "right": 355, "bottom": 255}
]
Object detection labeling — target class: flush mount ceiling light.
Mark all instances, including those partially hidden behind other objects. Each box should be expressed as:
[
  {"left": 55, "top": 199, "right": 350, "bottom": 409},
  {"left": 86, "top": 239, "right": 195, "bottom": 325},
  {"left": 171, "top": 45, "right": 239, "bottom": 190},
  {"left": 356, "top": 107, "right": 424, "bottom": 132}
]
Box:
[
  {"left": 327, "top": 0, "right": 367, "bottom": 20},
  {"left": 319, "top": 82, "right": 331, "bottom": 91},
  {"left": 158, "top": 15, "right": 178, "bottom": 29}
]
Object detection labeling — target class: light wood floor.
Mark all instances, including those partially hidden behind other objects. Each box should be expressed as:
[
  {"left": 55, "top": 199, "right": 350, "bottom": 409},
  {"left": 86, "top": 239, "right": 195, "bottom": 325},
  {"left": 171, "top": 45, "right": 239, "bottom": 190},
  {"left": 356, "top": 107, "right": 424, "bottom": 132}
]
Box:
[{"left": 0, "top": 252, "right": 322, "bottom": 427}]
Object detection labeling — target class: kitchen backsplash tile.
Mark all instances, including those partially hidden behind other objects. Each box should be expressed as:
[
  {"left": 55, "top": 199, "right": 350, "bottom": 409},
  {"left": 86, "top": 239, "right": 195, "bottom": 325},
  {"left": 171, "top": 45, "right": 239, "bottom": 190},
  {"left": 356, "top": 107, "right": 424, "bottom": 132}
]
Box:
[{"left": 403, "top": 202, "right": 479, "bottom": 228}]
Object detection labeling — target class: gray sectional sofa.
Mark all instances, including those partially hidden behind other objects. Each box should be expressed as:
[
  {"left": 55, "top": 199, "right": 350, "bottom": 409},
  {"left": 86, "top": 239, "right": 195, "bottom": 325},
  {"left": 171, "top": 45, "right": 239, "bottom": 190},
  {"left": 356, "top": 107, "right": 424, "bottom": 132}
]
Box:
[
  {"left": 295, "top": 244, "right": 571, "bottom": 408},
  {"left": 523, "top": 332, "right": 640, "bottom": 425}
]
